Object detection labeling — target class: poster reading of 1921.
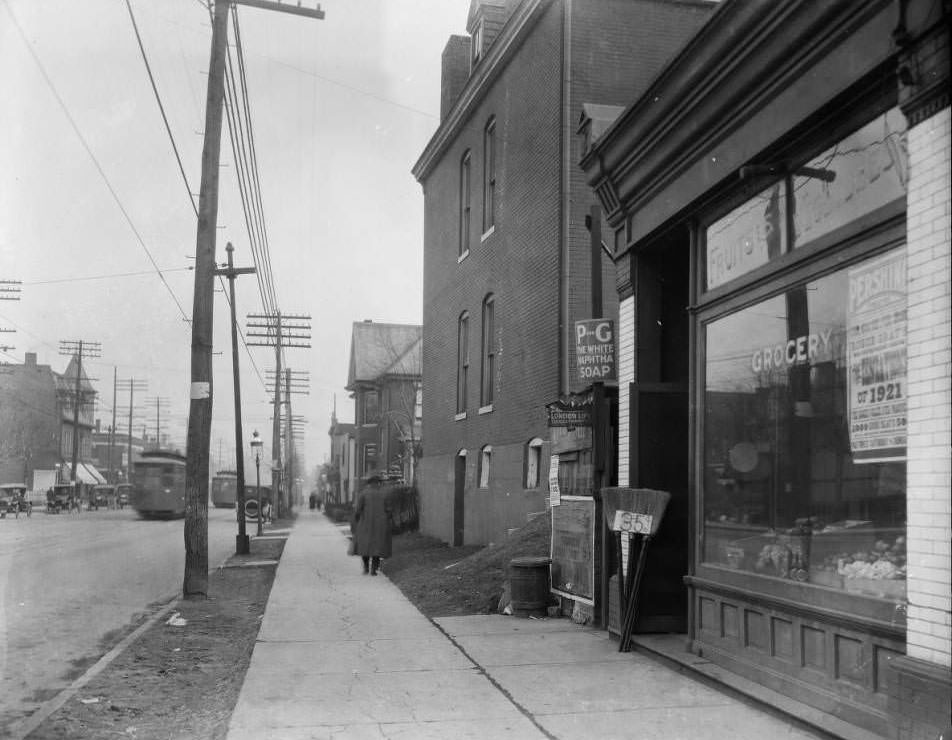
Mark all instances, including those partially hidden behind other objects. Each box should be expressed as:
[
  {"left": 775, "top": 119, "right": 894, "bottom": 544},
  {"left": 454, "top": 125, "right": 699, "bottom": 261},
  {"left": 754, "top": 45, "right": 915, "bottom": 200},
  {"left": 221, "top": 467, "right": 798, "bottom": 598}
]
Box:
[
  {"left": 550, "top": 496, "right": 595, "bottom": 605},
  {"left": 847, "top": 248, "right": 907, "bottom": 463}
]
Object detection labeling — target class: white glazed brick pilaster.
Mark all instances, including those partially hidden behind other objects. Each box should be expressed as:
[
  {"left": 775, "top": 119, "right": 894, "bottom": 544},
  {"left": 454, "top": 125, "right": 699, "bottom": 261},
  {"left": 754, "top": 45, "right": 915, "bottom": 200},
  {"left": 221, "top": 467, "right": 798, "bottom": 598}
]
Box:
[
  {"left": 617, "top": 296, "right": 636, "bottom": 487},
  {"left": 904, "top": 105, "right": 952, "bottom": 668}
]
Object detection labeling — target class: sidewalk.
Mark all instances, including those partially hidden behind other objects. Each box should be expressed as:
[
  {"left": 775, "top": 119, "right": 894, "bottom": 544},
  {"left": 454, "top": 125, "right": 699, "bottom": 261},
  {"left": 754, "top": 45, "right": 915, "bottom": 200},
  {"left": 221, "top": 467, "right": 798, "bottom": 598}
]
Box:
[{"left": 226, "top": 511, "right": 833, "bottom": 740}]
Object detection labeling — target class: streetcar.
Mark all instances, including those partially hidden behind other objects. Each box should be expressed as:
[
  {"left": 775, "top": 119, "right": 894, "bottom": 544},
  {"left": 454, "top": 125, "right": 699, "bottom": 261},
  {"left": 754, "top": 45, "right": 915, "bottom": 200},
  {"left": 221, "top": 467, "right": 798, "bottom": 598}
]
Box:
[
  {"left": 131, "top": 450, "right": 187, "bottom": 519},
  {"left": 211, "top": 470, "right": 238, "bottom": 508}
]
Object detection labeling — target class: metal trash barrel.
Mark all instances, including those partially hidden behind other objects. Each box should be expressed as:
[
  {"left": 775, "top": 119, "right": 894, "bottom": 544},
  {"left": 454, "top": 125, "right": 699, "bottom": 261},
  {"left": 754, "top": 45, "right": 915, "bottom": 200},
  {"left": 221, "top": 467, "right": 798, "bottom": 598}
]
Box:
[{"left": 509, "top": 556, "right": 551, "bottom": 617}]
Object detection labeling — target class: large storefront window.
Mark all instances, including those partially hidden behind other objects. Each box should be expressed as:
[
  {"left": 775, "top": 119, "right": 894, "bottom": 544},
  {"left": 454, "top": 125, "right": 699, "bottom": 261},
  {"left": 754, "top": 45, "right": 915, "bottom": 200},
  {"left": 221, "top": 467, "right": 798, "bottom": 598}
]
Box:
[
  {"left": 704, "top": 108, "right": 907, "bottom": 292},
  {"left": 702, "top": 248, "right": 907, "bottom": 602}
]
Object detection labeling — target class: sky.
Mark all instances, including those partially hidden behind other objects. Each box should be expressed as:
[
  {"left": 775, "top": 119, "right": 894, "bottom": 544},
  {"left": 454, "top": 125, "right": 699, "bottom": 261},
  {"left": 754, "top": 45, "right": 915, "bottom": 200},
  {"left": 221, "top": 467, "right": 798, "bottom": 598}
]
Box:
[{"left": 0, "top": 0, "right": 471, "bottom": 484}]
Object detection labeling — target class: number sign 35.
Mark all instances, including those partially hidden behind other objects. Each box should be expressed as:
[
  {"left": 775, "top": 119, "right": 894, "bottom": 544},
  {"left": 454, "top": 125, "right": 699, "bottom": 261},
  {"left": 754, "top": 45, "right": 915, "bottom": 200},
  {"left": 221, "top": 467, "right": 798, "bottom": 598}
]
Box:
[{"left": 612, "top": 510, "right": 653, "bottom": 534}]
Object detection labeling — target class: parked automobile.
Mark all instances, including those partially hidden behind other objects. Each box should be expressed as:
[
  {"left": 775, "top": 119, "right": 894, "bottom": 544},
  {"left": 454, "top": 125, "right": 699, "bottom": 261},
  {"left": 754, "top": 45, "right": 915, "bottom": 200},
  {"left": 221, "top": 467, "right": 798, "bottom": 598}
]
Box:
[
  {"left": 46, "top": 484, "right": 76, "bottom": 513},
  {"left": 116, "top": 484, "right": 132, "bottom": 509},
  {"left": 0, "top": 483, "right": 32, "bottom": 518},
  {"left": 89, "top": 485, "right": 113, "bottom": 510}
]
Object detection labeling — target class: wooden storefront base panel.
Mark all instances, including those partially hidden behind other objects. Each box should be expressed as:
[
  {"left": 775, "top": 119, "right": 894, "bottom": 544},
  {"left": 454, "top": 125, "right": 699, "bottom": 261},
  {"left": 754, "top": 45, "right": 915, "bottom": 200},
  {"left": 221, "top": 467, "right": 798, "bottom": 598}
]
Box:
[{"left": 690, "top": 584, "right": 904, "bottom": 737}]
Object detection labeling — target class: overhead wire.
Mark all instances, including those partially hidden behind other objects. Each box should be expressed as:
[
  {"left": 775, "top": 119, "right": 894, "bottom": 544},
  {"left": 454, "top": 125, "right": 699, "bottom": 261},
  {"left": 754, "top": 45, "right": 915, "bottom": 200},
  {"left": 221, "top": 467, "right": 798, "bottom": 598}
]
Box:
[
  {"left": 124, "top": 0, "right": 267, "bottom": 388},
  {"left": 2, "top": 0, "right": 191, "bottom": 325}
]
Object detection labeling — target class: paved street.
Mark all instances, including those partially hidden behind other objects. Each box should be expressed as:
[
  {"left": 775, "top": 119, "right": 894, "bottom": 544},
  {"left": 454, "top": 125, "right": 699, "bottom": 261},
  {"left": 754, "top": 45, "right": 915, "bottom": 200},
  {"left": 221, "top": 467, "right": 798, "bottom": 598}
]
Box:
[{"left": 0, "top": 506, "right": 238, "bottom": 735}]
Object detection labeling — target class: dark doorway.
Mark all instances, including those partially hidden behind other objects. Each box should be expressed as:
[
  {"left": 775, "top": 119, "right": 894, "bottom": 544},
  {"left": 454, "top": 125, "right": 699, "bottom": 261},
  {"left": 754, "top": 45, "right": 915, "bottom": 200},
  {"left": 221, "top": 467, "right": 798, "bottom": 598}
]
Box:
[
  {"left": 630, "top": 229, "right": 690, "bottom": 633},
  {"left": 453, "top": 451, "right": 466, "bottom": 546}
]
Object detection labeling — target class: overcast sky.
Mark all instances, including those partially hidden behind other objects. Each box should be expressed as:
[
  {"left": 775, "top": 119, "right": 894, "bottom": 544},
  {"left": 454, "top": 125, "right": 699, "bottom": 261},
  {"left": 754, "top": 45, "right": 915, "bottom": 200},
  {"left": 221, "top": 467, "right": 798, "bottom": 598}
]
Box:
[{"left": 1, "top": 0, "right": 470, "bottom": 480}]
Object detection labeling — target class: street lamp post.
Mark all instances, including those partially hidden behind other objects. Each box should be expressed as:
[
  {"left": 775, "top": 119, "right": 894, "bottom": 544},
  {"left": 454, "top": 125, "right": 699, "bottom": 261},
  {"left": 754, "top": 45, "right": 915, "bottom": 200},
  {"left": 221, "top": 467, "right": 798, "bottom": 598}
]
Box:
[{"left": 250, "top": 430, "right": 263, "bottom": 537}]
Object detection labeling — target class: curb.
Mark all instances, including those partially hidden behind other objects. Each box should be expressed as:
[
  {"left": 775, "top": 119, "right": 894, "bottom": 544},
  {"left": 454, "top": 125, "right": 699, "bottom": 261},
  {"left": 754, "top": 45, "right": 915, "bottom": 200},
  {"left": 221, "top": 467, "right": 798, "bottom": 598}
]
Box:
[{"left": 10, "top": 548, "right": 259, "bottom": 740}]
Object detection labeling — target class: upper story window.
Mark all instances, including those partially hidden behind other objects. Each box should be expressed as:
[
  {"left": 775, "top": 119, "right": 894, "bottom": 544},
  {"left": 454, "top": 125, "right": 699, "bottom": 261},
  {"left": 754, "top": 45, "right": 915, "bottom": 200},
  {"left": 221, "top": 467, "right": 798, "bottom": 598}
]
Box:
[
  {"left": 482, "top": 117, "right": 496, "bottom": 234},
  {"left": 459, "top": 150, "right": 472, "bottom": 258},
  {"left": 480, "top": 293, "right": 495, "bottom": 407},
  {"left": 471, "top": 23, "right": 482, "bottom": 67},
  {"left": 414, "top": 383, "right": 422, "bottom": 421},
  {"left": 361, "top": 389, "right": 379, "bottom": 425},
  {"left": 457, "top": 311, "right": 470, "bottom": 414}
]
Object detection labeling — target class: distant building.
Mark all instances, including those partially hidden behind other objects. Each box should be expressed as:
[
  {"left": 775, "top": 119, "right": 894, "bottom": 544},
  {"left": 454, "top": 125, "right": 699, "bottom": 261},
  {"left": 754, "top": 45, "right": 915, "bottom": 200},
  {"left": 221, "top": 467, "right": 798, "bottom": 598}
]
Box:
[
  {"left": 0, "top": 352, "right": 105, "bottom": 489},
  {"left": 412, "top": 0, "right": 714, "bottom": 545},
  {"left": 327, "top": 414, "right": 355, "bottom": 504},
  {"left": 345, "top": 321, "right": 422, "bottom": 486}
]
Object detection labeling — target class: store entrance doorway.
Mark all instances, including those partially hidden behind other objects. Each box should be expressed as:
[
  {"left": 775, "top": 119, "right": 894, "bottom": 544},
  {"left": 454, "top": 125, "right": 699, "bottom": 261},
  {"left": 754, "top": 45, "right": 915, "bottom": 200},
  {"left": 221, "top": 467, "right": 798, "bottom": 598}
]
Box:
[{"left": 629, "top": 231, "right": 690, "bottom": 633}]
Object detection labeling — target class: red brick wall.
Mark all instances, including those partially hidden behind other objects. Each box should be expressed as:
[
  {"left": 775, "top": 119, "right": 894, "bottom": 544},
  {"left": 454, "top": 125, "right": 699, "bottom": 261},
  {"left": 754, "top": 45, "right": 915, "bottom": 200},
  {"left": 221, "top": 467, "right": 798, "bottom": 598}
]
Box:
[{"left": 420, "top": 0, "right": 715, "bottom": 544}]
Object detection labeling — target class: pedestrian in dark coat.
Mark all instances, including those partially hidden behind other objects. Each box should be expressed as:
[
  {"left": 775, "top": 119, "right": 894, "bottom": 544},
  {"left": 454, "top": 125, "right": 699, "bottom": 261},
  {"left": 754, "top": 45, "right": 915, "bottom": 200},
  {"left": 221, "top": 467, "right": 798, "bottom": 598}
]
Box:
[{"left": 353, "top": 474, "right": 393, "bottom": 575}]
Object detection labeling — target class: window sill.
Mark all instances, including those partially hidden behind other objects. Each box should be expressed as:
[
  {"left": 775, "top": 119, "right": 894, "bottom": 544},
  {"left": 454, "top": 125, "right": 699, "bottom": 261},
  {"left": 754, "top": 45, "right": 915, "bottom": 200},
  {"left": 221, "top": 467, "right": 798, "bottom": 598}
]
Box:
[
  {"left": 457, "top": 249, "right": 470, "bottom": 264},
  {"left": 480, "top": 226, "right": 495, "bottom": 242},
  {"left": 454, "top": 412, "right": 467, "bottom": 421},
  {"left": 478, "top": 404, "right": 493, "bottom": 415}
]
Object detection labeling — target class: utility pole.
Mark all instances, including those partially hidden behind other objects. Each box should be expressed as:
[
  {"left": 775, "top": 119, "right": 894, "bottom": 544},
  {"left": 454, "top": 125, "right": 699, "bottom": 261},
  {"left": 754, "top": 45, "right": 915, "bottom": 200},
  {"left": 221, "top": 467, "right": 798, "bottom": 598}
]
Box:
[
  {"left": 146, "top": 396, "right": 170, "bottom": 447},
  {"left": 109, "top": 368, "right": 117, "bottom": 483},
  {"left": 1, "top": 281, "right": 21, "bottom": 354},
  {"left": 249, "top": 315, "right": 310, "bottom": 518},
  {"left": 183, "top": 0, "right": 324, "bottom": 600},
  {"left": 267, "top": 368, "right": 308, "bottom": 508},
  {"left": 215, "top": 242, "right": 255, "bottom": 555},
  {"left": 118, "top": 378, "right": 147, "bottom": 482},
  {"left": 59, "top": 340, "right": 101, "bottom": 491}
]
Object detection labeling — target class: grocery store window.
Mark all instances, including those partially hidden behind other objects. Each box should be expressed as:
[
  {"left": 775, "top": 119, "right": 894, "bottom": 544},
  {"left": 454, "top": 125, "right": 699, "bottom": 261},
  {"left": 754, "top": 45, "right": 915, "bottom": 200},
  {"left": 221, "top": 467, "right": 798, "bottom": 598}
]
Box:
[{"left": 702, "top": 247, "right": 907, "bottom": 602}]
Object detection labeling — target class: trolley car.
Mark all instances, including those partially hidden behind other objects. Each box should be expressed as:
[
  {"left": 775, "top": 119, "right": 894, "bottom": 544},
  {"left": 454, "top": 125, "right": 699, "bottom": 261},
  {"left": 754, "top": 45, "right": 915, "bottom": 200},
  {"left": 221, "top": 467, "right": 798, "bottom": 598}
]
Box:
[
  {"left": 211, "top": 471, "right": 238, "bottom": 508},
  {"left": 131, "top": 450, "right": 186, "bottom": 519}
]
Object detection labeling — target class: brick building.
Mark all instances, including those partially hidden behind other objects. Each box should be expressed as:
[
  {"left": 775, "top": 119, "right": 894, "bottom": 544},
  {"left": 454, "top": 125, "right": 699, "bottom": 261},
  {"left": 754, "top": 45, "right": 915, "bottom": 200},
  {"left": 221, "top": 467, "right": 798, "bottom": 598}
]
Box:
[
  {"left": 581, "top": 0, "right": 950, "bottom": 736},
  {"left": 412, "top": 0, "right": 713, "bottom": 545},
  {"left": 0, "top": 352, "right": 102, "bottom": 489},
  {"left": 345, "top": 321, "right": 422, "bottom": 486}
]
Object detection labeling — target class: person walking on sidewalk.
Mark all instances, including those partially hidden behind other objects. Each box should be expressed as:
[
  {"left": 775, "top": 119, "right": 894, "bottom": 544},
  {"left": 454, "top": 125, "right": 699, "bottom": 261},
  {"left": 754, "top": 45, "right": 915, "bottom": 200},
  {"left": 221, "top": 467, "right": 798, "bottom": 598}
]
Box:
[{"left": 353, "top": 472, "right": 393, "bottom": 575}]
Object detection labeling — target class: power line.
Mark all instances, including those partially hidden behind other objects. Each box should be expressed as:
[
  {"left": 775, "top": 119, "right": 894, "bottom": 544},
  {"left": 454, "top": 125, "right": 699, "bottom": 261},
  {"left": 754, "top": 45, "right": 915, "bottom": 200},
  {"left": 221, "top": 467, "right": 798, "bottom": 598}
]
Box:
[
  {"left": 2, "top": 1, "right": 191, "bottom": 325},
  {"left": 124, "top": 0, "right": 199, "bottom": 218}
]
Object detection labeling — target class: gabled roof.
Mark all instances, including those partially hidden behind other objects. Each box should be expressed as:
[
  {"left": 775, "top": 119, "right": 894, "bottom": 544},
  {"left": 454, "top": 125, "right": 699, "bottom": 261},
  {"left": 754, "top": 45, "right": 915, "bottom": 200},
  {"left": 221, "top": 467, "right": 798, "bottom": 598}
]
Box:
[
  {"left": 346, "top": 321, "right": 422, "bottom": 390},
  {"left": 55, "top": 355, "right": 97, "bottom": 396}
]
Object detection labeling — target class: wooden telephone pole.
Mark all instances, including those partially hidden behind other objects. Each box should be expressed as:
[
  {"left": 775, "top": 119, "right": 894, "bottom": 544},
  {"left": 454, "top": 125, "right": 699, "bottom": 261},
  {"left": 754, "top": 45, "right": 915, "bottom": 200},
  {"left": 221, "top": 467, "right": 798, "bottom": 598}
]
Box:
[{"left": 184, "top": 0, "right": 324, "bottom": 598}]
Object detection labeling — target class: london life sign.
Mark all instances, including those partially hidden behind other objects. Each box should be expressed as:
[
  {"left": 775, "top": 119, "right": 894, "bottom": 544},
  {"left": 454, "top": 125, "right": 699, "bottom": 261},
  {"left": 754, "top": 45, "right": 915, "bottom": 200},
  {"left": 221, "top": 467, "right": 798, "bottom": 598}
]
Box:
[{"left": 575, "top": 319, "right": 616, "bottom": 383}]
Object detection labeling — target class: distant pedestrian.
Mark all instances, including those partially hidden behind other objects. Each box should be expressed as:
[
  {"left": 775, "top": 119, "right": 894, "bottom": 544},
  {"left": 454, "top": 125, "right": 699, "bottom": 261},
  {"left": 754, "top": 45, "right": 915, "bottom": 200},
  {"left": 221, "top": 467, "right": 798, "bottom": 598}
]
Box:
[{"left": 352, "top": 473, "right": 393, "bottom": 576}]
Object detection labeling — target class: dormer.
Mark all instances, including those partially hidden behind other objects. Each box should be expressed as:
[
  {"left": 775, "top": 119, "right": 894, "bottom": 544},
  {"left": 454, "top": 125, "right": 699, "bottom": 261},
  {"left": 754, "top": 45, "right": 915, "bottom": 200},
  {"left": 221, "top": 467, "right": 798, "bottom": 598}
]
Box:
[
  {"left": 467, "top": 0, "right": 517, "bottom": 71},
  {"left": 577, "top": 103, "right": 625, "bottom": 157}
]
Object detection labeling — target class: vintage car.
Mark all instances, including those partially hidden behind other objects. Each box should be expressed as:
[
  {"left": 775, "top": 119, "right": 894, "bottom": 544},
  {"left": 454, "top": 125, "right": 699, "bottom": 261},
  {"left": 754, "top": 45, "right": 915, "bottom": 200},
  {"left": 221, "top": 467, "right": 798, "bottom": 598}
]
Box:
[
  {"left": 0, "top": 483, "right": 32, "bottom": 518},
  {"left": 46, "top": 484, "right": 76, "bottom": 513},
  {"left": 89, "top": 485, "right": 113, "bottom": 510},
  {"left": 116, "top": 484, "right": 132, "bottom": 509}
]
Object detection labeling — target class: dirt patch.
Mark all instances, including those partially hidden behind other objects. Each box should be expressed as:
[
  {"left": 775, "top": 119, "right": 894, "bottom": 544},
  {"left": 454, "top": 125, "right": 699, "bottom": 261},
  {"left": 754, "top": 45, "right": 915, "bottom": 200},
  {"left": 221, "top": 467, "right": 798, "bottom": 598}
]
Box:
[
  {"left": 26, "top": 524, "right": 289, "bottom": 740},
  {"left": 381, "top": 511, "right": 551, "bottom": 618}
]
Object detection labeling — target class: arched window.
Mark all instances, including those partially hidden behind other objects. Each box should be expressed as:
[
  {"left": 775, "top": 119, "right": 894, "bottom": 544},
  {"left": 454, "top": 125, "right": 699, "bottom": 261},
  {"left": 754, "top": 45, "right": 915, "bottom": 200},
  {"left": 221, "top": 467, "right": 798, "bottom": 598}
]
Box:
[
  {"left": 525, "top": 437, "right": 544, "bottom": 489},
  {"left": 457, "top": 311, "right": 470, "bottom": 415},
  {"left": 480, "top": 293, "right": 495, "bottom": 408},
  {"left": 459, "top": 150, "right": 471, "bottom": 257},
  {"left": 482, "top": 117, "right": 496, "bottom": 234},
  {"left": 478, "top": 445, "right": 492, "bottom": 488}
]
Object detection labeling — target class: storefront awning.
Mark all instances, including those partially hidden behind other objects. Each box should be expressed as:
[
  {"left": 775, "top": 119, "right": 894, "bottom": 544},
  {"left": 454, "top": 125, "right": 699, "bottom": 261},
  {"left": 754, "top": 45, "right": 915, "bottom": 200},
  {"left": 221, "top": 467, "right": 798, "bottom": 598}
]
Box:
[{"left": 73, "top": 463, "right": 106, "bottom": 484}]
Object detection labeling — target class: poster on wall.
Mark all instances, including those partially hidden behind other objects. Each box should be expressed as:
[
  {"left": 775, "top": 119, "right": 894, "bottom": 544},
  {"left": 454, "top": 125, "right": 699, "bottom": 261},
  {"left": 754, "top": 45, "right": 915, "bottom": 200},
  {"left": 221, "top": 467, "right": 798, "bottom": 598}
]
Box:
[
  {"left": 847, "top": 249, "right": 907, "bottom": 463},
  {"left": 550, "top": 496, "right": 595, "bottom": 605}
]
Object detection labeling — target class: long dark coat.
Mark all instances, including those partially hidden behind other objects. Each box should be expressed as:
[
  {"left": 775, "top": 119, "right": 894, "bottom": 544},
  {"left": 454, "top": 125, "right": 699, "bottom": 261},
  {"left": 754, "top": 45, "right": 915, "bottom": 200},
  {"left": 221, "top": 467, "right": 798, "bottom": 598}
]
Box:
[{"left": 353, "top": 484, "right": 393, "bottom": 558}]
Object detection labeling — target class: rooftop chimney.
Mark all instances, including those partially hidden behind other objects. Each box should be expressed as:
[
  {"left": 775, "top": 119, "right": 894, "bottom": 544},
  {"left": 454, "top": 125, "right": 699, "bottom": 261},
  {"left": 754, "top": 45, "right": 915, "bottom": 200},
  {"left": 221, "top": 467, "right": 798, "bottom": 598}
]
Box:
[{"left": 440, "top": 35, "right": 471, "bottom": 120}]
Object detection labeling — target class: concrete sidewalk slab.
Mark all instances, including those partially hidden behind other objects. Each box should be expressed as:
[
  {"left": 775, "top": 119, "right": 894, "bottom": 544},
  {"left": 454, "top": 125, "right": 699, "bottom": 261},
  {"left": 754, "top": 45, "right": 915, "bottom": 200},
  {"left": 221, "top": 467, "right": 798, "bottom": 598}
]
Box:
[{"left": 228, "top": 512, "right": 830, "bottom": 740}]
